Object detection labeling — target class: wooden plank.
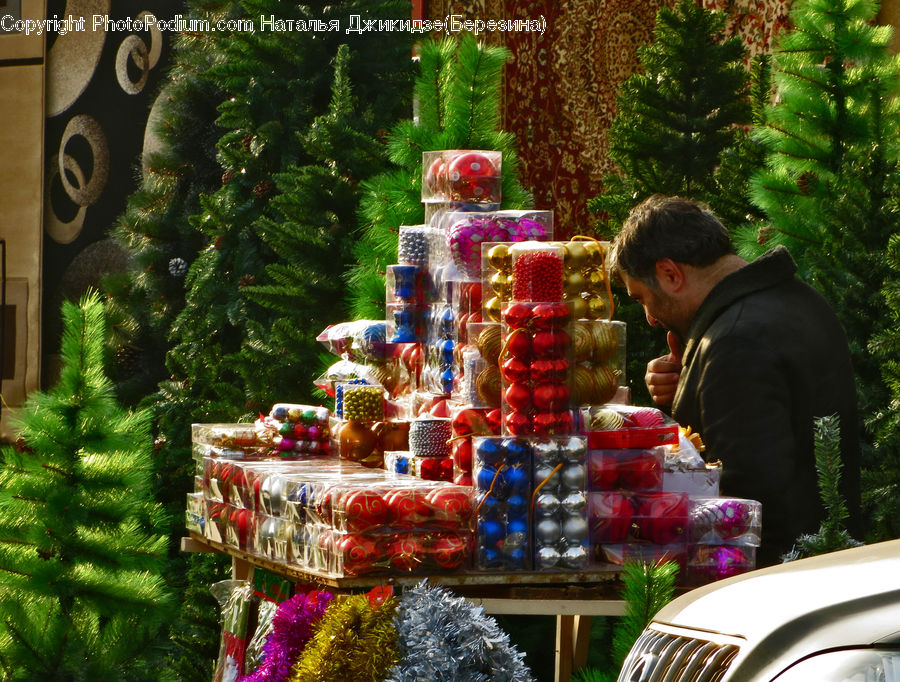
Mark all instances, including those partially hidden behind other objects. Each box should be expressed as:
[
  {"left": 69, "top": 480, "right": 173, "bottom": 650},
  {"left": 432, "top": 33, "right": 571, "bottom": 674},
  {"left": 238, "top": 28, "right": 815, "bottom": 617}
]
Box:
[
  {"left": 555, "top": 614, "right": 575, "bottom": 682},
  {"left": 572, "top": 615, "right": 593, "bottom": 669},
  {"left": 466, "top": 598, "right": 625, "bottom": 617}
]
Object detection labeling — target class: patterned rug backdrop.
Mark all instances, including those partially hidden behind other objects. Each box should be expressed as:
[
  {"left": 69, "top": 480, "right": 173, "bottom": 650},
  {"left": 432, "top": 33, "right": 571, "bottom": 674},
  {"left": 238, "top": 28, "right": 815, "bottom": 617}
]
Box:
[{"left": 426, "top": 0, "right": 793, "bottom": 238}]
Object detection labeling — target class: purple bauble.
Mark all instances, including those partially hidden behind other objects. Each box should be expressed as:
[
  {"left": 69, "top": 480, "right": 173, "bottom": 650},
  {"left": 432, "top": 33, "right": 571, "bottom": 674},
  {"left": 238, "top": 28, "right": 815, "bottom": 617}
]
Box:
[
  {"left": 504, "top": 216, "right": 548, "bottom": 242},
  {"left": 447, "top": 216, "right": 508, "bottom": 278}
]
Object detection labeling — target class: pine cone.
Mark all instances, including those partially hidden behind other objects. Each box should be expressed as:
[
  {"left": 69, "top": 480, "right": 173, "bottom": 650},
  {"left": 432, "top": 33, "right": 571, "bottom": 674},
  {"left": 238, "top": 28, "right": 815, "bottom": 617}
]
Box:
[
  {"left": 168, "top": 257, "right": 188, "bottom": 277},
  {"left": 241, "top": 133, "right": 253, "bottom": 152},
  {"left": 797, "top": 171, "right": 816, "bottom": 194},
  {"left": 222, "top": 169, "right": 234, "bottom": 185},
  {"left": 213, "top": 235, "right": 225, "bottom": 250},
  {"left": 252, "top": 179, "right": 275, "bottom": 199},
  {"left": 238, "top": 274, "right": 256, "bottom": 289}
]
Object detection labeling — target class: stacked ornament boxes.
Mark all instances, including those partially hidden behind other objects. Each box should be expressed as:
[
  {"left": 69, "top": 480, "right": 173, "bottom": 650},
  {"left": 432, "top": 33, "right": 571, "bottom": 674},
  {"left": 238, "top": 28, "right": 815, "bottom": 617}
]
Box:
[{"left": 584, "top": 403, "right": 761, "bottom": 581}]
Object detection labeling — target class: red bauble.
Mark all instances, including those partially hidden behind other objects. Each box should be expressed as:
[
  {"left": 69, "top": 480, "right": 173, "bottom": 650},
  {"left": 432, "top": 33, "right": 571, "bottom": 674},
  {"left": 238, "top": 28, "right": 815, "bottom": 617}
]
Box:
[
  {"left": 500, "top": 357, "right": 531, "bottom": 384},
  {"left": 532, "top": 382, "right": 569, "bottom": 411},
  {"left": 503, "top": 302, "right": 533, "bottom": 329},
  {"left": 431, "top": 532, "right": 470, "bottom": 569},
  {"left": 418, "top": 457, "right": 453, "bottom": 481},
  {"left": 451, "top": 408, "right": 489, "bottom": 438},
  {"left": 485, "top": 408, "right": 502, "bottom": 434},
  {"left": 385, "top": 488, "right": 433, "bottom": 526},
  {"left": 388, "top": 533, "right": 426, "bottom": 571},
  {"left": 617, "top": 452, "right": 663, "bottom": 491},
  {"left": 503, "top": 382, "right": 532, "bottom": 411},
  {"left": 589, "top": 492, "right": 634, "bottom": 543},
  {"left": 504, "top": 410, "right": 533, "bottom": 435},
  {"left": 426, "top": 486, "right": 473, "bottom": 526},
  {"left": 555, "top": 410, "right": 574, "bottom": 434},
  {"left": 460, "top": 281, "right": 483, "bottom": 312},
  {"left": 505, "top": 330, "right": 532, "bottom": 359},
  {"left": 228, "top": 507, "right": 250, "bottom": 548},
  {"left": 342, "top": 489, "right": 389, "bottom": 532},
  {"left": 532, "top": 411, "right": 560, "bottom": 437},
  {"left": 454, "top": 471, "right": 473, "bottom": 486},
  {"left": 447, "top": 152, "right": 499, "bottom": 201},
  {"left": 530, "top": 358, "right": 556, "bottom": 383},
  {"left": 425, "top": 156, "right": 446, "bottom": 193},
  {"left": 589, "top": 453, "right": 620, "bottom": 490},
  {"left": 637, "top": 493, "right": 688, "bottom": 544},
  {"left": 531, "top": 302, "right": 572, "bottom": 330},
  {"left": 452, "top": 438, "right": 473, "bottom": 472},
  {"left": 532, "top": 329, "right": 569, "bottom": 359},
  {"left": 337, "top": 533, "right": 380, "bottom": 575}
]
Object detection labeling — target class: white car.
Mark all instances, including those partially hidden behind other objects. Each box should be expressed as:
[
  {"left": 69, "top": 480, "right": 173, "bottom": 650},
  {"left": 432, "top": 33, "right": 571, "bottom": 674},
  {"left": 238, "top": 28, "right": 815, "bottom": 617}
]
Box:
[{"left": 617, "top": 539, "right": 900, "bottom": 681}]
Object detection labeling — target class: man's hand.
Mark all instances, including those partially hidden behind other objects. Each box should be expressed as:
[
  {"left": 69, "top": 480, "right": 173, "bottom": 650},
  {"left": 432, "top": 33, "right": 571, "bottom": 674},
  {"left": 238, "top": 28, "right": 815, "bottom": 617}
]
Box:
[{"left": 645, "top": 331, "right": 683, "bottom": 407}]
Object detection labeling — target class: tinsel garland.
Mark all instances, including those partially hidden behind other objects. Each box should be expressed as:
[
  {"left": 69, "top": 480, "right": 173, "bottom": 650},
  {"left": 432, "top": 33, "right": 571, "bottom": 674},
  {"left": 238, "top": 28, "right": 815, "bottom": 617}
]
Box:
[
  {"left": 238, "top": 590, "right": 334, "bottom": 682},
  {"left": 288, "top": 594, "right": 400, "bottom": 682},
  {"left": 386, "top": 582, "right": 535, "bottom": 682}
]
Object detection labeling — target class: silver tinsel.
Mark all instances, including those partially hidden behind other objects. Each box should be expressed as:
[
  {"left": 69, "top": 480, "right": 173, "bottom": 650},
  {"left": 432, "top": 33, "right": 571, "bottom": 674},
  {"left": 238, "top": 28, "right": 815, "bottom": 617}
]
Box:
[
  {"left": 168, "top": 256, "right": 188, "bottom": 277},
  {"left": 386, "top": 581, "right": 535, "bottom": 682}
]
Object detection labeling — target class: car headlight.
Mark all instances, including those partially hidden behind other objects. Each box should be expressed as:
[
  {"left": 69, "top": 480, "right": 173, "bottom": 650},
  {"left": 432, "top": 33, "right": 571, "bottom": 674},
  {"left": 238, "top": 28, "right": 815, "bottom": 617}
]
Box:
[{"left": 773, "top": 649, "right": 900, "bottom": 682}]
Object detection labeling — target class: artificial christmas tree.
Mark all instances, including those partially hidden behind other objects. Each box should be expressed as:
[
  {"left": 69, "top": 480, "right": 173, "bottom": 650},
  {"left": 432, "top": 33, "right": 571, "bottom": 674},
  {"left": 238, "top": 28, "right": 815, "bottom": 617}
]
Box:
[
  {"left": 738, "top": 0, "right": 900, "bottom": 472},
  {"left": 348, "top": 32, "right": 533, "bottom": 321},
  {"left": 0, "top": 292, "right": 171, "bottom": 680},
  {"left": 589, "top": 0, "right": 752, "bottom": 231},
  {"left": 586, "top": 0, "right": 755, "bottom": 403},
  {"left": 103, "top": 0, "right": 238, "bottom": 408}
]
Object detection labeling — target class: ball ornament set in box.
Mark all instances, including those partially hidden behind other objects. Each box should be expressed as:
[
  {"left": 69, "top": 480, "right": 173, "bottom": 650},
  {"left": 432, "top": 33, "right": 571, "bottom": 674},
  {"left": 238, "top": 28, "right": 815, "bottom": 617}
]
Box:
[{"left": 187, "top": 148, "right": 763, "bottom": 586}]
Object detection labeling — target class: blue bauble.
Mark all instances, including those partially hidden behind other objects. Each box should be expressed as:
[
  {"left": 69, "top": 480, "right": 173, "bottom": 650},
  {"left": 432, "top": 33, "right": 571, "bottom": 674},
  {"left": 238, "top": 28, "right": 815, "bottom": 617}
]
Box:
[
  {"left": 478, "top": 546, "right": 502, "bottom": 569},
  {"left": 476, "top": 492, "right": 502, "bottom": 518},
  {"left": 507, "top": 494, "right": 528, "bottom": 517},
  {"left": 272, "top": 406, "right": 288, "bottom": 421},
  {"left": 504, "top": 546, "right": 527, "bottom": 570},
  {"left": 476, "top": 465, "right": 499, "bottom": 492},
  {"left": 479, "top": 518, "right": 504, "bottom": 548},
  {"left": 503, "top": 465, "right": 529, "bottom": 493},
  {"left": 475, "top": 438, "right": 503, "bottom": 466},
  {"left": 506, "top": 516, "right": 528, "bottom": 538},
  {"left": 502, "top": 438, "right": 531, "bottom": 464}
]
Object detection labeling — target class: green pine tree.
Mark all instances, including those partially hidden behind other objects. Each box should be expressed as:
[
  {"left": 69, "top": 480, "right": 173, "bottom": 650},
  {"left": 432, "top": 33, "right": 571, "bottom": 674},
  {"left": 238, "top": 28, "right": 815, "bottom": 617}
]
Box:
[
  {"left": 588, "top": 0, "right": 751, "bottom": 231},
  {"left": 585, "top": 0, "right": 754, "bottom": 404},
  {"left": 103, "top": 0, "right": 239, "bottom": 407},
  {"left": 348, "top": 32, "right": 533, "bottom": 320},
  {"left": 784, "top": 415, "right": 863, "bottom": 560},
  {"left": 239, "top": 43, "right": 403, "bottom": 404},
  {"left": 0, "top": 292, "right": 172, "bottom": 681},
  {"left": 737, "top": 0, "right": 900, "bottom": 474},
  {"left": 571, "top": 560, "right": 678, "bottom": 682}
]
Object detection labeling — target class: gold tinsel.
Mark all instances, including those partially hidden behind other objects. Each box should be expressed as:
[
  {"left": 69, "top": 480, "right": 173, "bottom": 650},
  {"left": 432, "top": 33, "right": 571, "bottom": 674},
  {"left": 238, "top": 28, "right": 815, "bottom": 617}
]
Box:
[{"left": 289, "top": 594, "right": 400, "bottom": 682}]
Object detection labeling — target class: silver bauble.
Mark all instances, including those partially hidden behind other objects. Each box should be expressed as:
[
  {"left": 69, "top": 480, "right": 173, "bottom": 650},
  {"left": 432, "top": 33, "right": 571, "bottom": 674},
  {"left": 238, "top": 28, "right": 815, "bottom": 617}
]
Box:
[
  {"left": 561, "top": 490, "right": 587, "bottom": 515},
  {"left": 532, "top": 439, "right": 561, "bottom": 464},
  {"left": 562, "top": 516, "right": 590, "bottom": 544},
  {"left": 535, "top": 517, "right": 562, "bottom": 546},
  {"left": 536, "top": 545, "right": 561, "bottom": 570},
  {"left": 534, "top": 492, "right": 561, "bottom": 517},
  {"left": 560, "top": 462, "right": 587, "bottom": 491},
  {"left": 560, "top": 543, "right": 589, "bottom": 569},
  {"left": 559, "top": 436, "right": 587, "bottom": 462}
]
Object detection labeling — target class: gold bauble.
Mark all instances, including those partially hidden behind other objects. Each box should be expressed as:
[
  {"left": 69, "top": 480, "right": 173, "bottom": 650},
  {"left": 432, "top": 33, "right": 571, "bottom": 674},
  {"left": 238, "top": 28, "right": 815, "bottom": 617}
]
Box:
[
  {"left": 572, "top": 321, "right": 594, "bottom": 363},
  {"left": 589, "top": 407, "right": 625, "bottom": 431},
  {"left": 590, "top": 321, "right": 618, "bottom": 364},
  {"left": 563, "top": 242, "right": 588, "bottom": 271},
  {"left": 568, "top": 297, "right": 588, "bottom": 320},
  {"left": 583, "top": 241, "right": 606, "bottom": 268},
  {"left": 564, "top": 270, "right": 586, "bottom": 298},
  {"left": 586, "top": 294, "right": 609, "bottom": 319},
  {"left": 491, "top": 271, "right": 512, "bottom": 297},
  {"left": 585, "top": 267, "right": 606, "bottom": 289},
  {"left": 476, "top": 324, "right": 503, "bottom": 365},
  {"left": 591, "top": 365, "right": 618, "bottom": 404},
  {"left": 571, "top": 366, "right": 597, "bottom": 405},
  {"left": 475, "top": 366, "right": 502, "bottom": 407},
  {"left": 485, "top": 296, "right": 503, "bottom": 323},
  {"left": 487, "top": 243, "right": 511, "bottom": 272}
]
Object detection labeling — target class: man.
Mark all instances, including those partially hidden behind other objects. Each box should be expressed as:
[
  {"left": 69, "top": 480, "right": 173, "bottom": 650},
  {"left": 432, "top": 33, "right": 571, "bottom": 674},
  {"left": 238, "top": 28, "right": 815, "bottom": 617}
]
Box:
[{"left": 610, "top": 195, "right": 861, "bottom": 565}]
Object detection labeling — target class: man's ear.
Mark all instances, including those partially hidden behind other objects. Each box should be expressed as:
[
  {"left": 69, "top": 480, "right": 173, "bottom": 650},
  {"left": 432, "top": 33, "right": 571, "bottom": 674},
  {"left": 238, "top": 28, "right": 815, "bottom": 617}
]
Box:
[{"left": 654, "top": 258, "right": 686, "bottom": 293}]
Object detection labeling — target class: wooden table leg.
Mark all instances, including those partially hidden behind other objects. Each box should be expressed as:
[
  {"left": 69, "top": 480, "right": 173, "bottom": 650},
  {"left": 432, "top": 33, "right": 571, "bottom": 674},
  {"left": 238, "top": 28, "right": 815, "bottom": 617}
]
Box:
[
  {"left": 555, "top": 614, "right": 574, "bottom": 682},
  {"left": 572, "top": 615, "right": 593, "bottom": 669}
]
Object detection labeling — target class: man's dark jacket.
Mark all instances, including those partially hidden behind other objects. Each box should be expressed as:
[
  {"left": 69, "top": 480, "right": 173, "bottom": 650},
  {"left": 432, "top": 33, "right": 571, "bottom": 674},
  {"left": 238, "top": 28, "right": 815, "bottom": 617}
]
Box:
[{"left": 672, "top": 246, "right": 861, "bottom": 566}]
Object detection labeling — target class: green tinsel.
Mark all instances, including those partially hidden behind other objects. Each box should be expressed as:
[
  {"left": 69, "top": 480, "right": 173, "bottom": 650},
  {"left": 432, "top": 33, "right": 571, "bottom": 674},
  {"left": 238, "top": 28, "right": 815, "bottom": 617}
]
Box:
[{"left": 288, "top": 595, "right": 399, "bottom": 682}]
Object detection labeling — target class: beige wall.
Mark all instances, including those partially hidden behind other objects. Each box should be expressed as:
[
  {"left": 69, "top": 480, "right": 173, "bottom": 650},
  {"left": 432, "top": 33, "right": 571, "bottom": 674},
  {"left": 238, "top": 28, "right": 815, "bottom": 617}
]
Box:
[{"left": 0, "top": 0, "right": 46, "bottom": 440}]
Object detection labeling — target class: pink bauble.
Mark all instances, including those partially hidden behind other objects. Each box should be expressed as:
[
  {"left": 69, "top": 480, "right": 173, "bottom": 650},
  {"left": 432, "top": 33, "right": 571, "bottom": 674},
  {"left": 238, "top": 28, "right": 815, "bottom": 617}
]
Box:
[{"left": 448, "top": 216, "right": 508, "bottom": 279}]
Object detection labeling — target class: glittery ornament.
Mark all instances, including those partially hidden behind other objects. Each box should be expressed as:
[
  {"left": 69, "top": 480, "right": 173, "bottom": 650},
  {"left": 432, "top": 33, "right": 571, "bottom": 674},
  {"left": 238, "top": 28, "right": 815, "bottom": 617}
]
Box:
[
  {"left": 691, "top": 498, "right": 754, "bottom": 542},
  {"left": 690, "top": 545, "right": 752, "bottom": 582},
  {"left": 590, "top": 408, "right": 626, "bottom": 431},
  {"left": 387, "top": 582, "right": 535, "bottom": 682},
  {"left": 408, "top": 418, "right": 452, "bottom": 458},
  {"left": 475, "top": 366, "right": 502, "bottom": 407}
]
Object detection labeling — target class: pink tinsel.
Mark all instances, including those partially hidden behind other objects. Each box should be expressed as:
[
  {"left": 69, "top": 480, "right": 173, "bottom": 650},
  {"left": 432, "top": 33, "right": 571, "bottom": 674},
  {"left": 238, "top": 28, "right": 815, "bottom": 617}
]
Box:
[{"left": 238, "top": 590, "right": 334, "bottom": 682}]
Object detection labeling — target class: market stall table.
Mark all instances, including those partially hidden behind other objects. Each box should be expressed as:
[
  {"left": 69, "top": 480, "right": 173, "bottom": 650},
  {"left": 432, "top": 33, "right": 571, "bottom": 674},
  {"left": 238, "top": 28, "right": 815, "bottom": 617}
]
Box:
[{"left": 182, "top": 532, "right": 627, "bottom": 682}]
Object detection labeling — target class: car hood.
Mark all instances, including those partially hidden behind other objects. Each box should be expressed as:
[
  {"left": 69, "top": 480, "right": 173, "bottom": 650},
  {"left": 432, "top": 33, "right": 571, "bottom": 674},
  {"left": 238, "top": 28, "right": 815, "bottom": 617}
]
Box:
[{"left": 652, "top": 540, "right": 900, "bottom": 680}]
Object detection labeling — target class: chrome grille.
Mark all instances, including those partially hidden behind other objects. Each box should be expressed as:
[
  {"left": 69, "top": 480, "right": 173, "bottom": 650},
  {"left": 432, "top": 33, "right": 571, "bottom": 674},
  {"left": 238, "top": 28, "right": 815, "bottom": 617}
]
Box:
[{"left": 617, "top": 627, "right": 740, "bottom": 682}]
